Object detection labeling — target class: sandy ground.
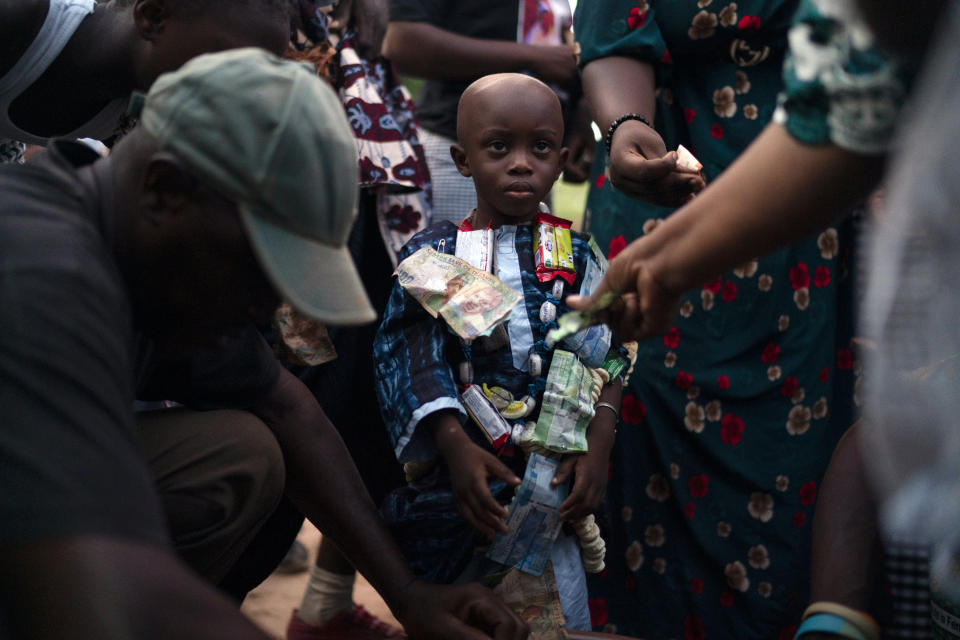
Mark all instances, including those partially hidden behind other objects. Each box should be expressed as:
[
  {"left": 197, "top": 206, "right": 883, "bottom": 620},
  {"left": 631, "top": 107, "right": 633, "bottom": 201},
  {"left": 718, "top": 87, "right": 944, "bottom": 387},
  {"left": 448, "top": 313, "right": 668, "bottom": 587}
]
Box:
[{"left": 241, "top": 522, "right": 400, "bottom": 639}]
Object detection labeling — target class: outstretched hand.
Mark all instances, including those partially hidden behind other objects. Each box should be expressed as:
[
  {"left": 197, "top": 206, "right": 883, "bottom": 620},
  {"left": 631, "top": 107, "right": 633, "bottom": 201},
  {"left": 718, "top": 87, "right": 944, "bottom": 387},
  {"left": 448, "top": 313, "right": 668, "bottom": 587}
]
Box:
[
  {"left": 566, "top": 237, "right": 680, "bottom": 341},
  {"left": 608, "top": 119, "right": 705, "bottom": 207},
  {"left": 397, "top": 581, "right": 529, "bottom": 640}
]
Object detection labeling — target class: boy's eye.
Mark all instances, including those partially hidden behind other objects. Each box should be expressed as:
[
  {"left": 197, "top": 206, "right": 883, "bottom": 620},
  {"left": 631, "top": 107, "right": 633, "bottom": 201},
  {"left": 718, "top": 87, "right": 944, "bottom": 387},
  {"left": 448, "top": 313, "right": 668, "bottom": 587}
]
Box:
[
  {"left": 487, "top": 141, "right": 507, "bottom": 152},
  {"left": 534, "top": 141, "right": 552, "bottom": 153}
]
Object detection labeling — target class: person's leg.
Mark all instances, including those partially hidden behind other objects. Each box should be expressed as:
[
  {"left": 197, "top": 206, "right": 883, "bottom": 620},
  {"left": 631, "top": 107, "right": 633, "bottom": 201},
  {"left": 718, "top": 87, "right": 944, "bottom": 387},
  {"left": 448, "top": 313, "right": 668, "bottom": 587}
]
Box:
[
  {"left": 138, "top": 407, "right": 286, "bottom": 585},
  {"left": 218, "top": 495, "right": 304, "bottom": 601}
]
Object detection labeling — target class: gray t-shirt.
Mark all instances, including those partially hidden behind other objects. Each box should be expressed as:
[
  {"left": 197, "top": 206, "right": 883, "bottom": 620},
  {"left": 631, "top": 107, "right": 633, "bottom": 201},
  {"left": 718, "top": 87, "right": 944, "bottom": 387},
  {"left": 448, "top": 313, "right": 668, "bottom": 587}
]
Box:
[{"left": 0, "top": 141, "right": 280, "bottom": 545}]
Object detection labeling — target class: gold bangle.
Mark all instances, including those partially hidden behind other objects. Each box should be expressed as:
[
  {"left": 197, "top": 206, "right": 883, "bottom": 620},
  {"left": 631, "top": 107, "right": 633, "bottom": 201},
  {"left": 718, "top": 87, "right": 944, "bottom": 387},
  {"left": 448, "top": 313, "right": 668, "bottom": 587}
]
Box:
[{"left": 802, "top": 602, "right": 879, "bottom": 640}]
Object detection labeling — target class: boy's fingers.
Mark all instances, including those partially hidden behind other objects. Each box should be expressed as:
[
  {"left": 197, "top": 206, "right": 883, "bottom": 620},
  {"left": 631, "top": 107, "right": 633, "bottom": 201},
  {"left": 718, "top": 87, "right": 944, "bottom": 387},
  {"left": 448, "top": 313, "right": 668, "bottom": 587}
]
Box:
[
  {"left": 552, "top": 456, "right": 578, "bottom": 485},
  {"left": 485, "top": 456, "right": 521, "bottom": 487}
]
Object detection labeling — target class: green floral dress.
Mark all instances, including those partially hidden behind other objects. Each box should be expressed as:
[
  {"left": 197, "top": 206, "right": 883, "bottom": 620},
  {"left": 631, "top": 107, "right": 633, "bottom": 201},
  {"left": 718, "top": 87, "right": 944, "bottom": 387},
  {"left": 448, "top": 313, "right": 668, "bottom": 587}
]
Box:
[{"left": 573, "top": 1, "right": 913, "bottom": 637}]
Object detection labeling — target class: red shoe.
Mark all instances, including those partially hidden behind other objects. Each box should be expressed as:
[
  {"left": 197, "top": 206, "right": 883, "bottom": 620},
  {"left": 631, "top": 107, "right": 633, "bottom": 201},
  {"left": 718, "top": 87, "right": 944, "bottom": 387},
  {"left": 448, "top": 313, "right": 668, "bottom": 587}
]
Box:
[{"left": 286, "top": 606, "right": 406, "bottom": 639}]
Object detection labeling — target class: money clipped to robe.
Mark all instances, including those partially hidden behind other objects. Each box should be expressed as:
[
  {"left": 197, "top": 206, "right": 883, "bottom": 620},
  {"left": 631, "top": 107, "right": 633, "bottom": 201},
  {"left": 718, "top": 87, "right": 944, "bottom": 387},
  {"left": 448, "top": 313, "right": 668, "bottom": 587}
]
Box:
[{"left": 394, "top": 247, "right": 521, "bottom": 340}]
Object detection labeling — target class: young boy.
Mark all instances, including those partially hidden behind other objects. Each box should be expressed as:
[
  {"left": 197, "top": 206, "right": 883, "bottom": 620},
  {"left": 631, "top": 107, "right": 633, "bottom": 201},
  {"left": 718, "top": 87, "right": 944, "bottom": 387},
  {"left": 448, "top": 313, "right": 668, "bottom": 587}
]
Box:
[{"left": 374, "top": 73, "right": 625, "bottom": 633}]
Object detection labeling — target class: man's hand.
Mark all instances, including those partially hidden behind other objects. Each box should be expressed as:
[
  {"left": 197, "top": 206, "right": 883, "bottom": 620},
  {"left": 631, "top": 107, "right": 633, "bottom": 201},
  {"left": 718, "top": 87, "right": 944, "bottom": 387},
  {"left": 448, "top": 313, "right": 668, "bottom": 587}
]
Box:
[
  {"left": 608, "top": 119, "right": 705, "bottom": 207},
  {"left": 396, "top": 581, "right": 529, "bottom": 640},
  {"left": 566, "top": 236, "right": 680, "bottom": 341}
]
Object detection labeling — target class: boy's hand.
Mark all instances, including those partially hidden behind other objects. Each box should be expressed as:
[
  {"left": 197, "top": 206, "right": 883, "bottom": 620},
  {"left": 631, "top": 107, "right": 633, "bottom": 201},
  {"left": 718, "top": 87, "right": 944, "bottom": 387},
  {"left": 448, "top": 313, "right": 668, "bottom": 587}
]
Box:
[
  {"left": 553, "top": 451, "right": 609, "bottom": 522},
  {"left": 447, "top": 439, "right": 520, "bottom": 539},
  {"left": 552, "top": 382, "right": 621, "bottom": 521},
  {"left": 431, "top": 412, "right": 521, "bottom": 539}
]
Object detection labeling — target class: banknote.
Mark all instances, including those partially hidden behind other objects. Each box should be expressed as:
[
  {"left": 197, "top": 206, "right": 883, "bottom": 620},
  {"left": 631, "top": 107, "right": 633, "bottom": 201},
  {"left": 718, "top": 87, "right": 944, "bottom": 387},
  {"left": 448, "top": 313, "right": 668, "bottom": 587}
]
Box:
[
  {"left": 560, "top": 258, "right": 612, "bottom": 368},
  {"left": 545, "top": 290, "right": 619, "bottom": 347},
  {"left": 532, "top": 349, "right": 595, "bottom": 454},
  {"left": 395, "top": 247, "right": 520, "bottom": 340},
  {"left": 487, "top": 453, "right": 567, "bottom": 576}
]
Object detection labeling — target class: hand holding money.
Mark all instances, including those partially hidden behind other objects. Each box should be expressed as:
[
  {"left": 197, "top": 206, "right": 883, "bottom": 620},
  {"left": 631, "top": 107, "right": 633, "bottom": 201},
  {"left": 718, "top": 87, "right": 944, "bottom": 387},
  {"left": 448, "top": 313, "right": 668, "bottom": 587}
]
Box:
[
  {"left": 565, "top": 239, "right": 681, "bottom": 342},
  {"left": 607, "top": 117, "right": 706, "bottom": 207}
]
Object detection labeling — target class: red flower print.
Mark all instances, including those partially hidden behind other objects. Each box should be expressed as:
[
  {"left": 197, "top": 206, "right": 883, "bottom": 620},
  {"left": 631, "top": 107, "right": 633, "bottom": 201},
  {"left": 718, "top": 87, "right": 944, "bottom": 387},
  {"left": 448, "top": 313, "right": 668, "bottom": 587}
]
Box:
[
  {"left": 704, "top": 278, "right": 722, "bottom": 294},
  {"left": 837, "top": 349, "right": 853, "bottom": 370},
  {"left": 608, "top": 235, "right": 626, "bottom": 259},
  {"left": 720, "top": 591, "right": 734, "bottom": 607},
  {"left": 814, "top": 266, "right": 831, "bottom": 288},
  {"left": 684, "top": 108, "right": 696, "bottom": 124},
  {"left": 691, "top": 578, "right": 704, "bottom": 594},
  {"left": 721, "top": 280, "right": 738, "bottom": 302},
  {"left": 595, "top": 173, "right": 607, "bottom": 189},
  {"left": 793, "top": 512, "right": 806, "bottom": 528},
  {"left": 761, "top": 343, "right": 781, "bottom": 364},
  {"left": 781, "top": 376, "right": 799, "bottom": 398},
  {"left": 664, "top": 327, "right": 680, "bottom": 349},
  {"left": 789, "top": 263, "right": 810, "bottom": 290},
  {"left": 717, "top": 375, "right": 731, "bottom": 390},
  {"left": 684, "top": 615, "right": 706, "bottom": 640},
  {"left": 738, "top": 15, "right": 762, "bottom": 30},
  {"left": 799, "top": 481, "right": 817, "bottom": 506},
  {"left": 685, "top": 501, "right": 696, "bottom": 518},
  {"left": 588, "top": 598, "right": 608, "bottom": 628},
  {"left": 710, "top": 123, "right": 724, "bottom": 139},
  {"left": 627, "top": 7, "right": 648, "bottom": 29},
  {"left": 621, "top": 394, "right": 646, "bottom": 424},
  {"left": 676, "top": 371, "right": 693, "bottom": 390},
  {"left": 689, "top": 473, "right": 709, "bottom": 498},
  {"left": 721, "top": 413, "right": 744, "bottom": 445},
  {"left": 819, "top": 367, "right": 829, "bottom": 382},
  {"left": 624, "top": 574, "right": 636, "bottom": 590},
  {"left": 661, "top": 49, "right": 672, "bottom": 64}
]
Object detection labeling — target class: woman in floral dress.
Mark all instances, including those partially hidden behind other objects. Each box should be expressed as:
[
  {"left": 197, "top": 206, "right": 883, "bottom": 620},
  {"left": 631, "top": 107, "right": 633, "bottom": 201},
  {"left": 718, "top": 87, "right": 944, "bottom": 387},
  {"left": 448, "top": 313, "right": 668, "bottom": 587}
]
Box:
[{"left": 570, "top": 0, "right": 908, "bottom": 637}]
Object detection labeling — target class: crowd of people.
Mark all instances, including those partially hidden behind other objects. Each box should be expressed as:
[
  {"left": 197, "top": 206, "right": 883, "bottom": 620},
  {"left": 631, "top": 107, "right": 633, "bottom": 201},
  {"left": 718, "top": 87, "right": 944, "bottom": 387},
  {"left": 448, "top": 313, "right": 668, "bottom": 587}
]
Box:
[{"left": 1, "top": 0, "right": 957, "bottom": 639}]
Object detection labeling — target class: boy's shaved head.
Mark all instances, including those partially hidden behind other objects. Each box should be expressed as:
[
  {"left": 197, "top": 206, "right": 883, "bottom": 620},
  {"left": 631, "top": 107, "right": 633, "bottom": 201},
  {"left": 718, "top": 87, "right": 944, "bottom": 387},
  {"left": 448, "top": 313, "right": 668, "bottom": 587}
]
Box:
[
  {"left": 450, "top": 72, "right": 567, "bottom": 228},
  {"left": 456, "top": 73, "right": 562, "bottom": 146}
]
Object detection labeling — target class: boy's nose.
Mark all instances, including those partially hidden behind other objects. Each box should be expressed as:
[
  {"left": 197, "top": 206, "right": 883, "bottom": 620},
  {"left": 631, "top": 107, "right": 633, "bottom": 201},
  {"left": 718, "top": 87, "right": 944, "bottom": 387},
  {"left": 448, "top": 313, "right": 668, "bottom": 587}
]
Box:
[{"left": 507, "top": 151, "right": 533, "bottom": 174}]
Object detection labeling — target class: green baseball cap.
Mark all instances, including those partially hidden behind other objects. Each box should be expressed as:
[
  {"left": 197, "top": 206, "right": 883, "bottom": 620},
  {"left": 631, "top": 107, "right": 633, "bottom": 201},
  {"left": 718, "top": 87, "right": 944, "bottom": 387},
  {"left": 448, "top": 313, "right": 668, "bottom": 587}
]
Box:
[{"left": 139, "top": 47, "right": 375, "bottom": 325}]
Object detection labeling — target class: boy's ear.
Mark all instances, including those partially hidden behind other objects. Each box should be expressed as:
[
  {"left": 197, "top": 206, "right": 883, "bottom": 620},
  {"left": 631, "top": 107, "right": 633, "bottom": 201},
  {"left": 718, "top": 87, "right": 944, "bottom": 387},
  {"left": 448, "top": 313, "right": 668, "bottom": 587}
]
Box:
[
  {"left": 133, "top": 0, "right": 171, "bottom": 41},
  {"left": 450, "top": 144, "right": 472, "bottom": 178},
  {"left": 557, "top": 146, "right": 570, "bottom": 180}
]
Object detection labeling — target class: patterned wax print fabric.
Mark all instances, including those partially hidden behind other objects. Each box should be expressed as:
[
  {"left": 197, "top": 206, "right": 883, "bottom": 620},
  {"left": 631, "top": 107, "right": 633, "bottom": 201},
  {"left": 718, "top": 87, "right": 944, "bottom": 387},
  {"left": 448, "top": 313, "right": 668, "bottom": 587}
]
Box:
[
  {"left": 571, "top": 0, "right": 912, "bottom": 637},
  {"left": 337, "top": 31, "right": 432, "bottom": 266},
  {"left": 374, "top": 220, "right": 615, "bottom": 583}
]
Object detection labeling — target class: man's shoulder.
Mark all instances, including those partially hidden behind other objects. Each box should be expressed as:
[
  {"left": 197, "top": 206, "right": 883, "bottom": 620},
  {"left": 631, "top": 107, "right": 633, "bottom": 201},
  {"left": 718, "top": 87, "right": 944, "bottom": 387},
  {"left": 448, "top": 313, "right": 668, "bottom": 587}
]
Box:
[{"left": 0, "top": 150, "right": 123, "bottom": 312}]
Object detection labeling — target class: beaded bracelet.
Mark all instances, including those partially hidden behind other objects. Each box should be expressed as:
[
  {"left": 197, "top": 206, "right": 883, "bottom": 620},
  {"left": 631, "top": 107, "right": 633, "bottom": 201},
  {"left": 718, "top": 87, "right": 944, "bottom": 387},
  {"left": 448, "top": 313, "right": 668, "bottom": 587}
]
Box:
[
  {"left": 604, "top": 112, "right": 652, "bottom": 155},
  {"left": 794, "top": 613, "right": 869, "bottom": 640},
  {"left": 802, "top": 603, "right": 880, "bottom": 640}
]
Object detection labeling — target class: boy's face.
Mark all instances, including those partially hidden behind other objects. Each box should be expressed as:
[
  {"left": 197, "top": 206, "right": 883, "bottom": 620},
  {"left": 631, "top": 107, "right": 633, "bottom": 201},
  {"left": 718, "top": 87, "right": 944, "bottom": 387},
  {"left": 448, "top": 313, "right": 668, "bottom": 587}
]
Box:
[{"left": 452, "top": 83, "right": 567, "bottom": 227}]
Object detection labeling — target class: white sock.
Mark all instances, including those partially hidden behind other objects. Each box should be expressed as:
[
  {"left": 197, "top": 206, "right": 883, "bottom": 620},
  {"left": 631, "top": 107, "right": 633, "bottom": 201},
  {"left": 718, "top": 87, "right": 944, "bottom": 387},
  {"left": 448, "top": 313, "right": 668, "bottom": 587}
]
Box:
[{"left": 297, "top": 566, "right": 356, "bottom": 626}]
